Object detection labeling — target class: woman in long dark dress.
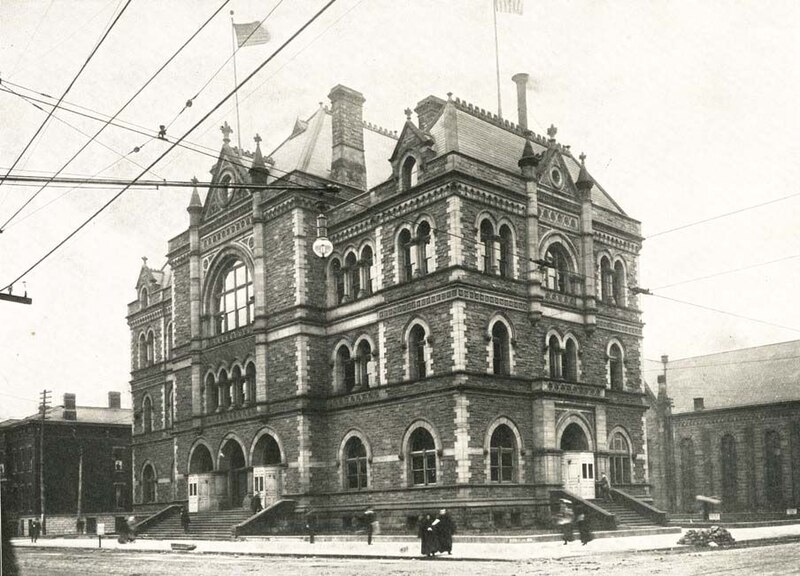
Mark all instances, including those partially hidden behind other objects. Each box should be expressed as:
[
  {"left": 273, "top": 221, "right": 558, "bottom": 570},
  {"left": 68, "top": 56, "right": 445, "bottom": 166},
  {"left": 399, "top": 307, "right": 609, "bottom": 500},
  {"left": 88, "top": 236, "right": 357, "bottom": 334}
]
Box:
[{"left": 418, "top": 514, "right": 435, "bottom": 557}]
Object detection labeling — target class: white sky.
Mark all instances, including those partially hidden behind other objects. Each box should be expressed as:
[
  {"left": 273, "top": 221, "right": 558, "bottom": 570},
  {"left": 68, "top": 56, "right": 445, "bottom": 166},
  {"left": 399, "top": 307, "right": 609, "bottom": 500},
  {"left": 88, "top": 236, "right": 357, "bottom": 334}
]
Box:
[{"left": 1, "top": 0, "right": 799, "bottom": 419}]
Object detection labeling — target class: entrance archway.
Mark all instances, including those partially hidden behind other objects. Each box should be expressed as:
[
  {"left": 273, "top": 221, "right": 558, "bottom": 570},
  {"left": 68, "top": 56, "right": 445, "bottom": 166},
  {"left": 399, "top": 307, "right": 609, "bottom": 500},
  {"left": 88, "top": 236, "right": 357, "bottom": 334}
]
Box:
[
  {"left": 559, "top": 421, "right": 595, "bottom": 499},
  {"left": 251, "top": 432, "right": 284, "bottom": 508},
  {"left": 219, "top": 438, "right": 248, "bottom": 509},
  {"left": 187, "top": 444, "right": 215, "bottom": 512}
]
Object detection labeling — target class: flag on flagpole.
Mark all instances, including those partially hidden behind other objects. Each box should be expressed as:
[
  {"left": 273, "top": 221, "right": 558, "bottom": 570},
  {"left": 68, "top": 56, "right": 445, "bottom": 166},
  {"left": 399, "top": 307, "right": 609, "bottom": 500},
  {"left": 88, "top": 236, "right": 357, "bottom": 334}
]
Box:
[
  {"left": 494, "top": 0, "right": 523, "bottom": 15},
  {"left": 233, "top": 21, "right": 270, "bottom": 48}
]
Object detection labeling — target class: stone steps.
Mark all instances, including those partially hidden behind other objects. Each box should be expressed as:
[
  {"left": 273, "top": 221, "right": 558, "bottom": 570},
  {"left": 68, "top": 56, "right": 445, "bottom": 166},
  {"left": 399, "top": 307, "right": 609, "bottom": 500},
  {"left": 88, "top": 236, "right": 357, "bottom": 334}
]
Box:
[
  {"left": 139, "top": 509, "right": 253, "bottom": 540},
  {"left": 588, "top": 499, "right": 657, "bottom": 527}
]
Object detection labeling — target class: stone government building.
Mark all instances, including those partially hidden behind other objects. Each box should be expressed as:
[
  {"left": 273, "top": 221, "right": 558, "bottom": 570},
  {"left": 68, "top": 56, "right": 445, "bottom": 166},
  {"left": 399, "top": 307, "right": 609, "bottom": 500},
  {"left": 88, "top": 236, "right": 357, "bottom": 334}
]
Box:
[{"left": 127, "top": 75, "right": 648, "bottom": 531}]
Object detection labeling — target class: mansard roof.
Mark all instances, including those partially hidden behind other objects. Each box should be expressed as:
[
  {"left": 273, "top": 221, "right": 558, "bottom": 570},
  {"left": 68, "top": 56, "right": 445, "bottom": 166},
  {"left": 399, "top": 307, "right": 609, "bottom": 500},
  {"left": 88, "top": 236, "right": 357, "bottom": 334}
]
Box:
[
  {"left": 659, "top": 340, "right": 800, "bottom": 414},
  {"left": 427, "top": 97, "right": 625, "bottom": 215},
  {"left": 267, "top": 105, "right": 398, "bottom": 190}
]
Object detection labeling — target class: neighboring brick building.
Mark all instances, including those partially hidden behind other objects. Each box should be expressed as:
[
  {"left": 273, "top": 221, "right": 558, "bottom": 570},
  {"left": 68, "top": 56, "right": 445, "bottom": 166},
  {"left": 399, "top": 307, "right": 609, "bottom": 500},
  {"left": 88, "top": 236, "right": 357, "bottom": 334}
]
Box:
[
  {"left": 127, "top": 77, "right": 647, "bottom": 531},
  {"left": 0, "top": 393, "right": 132, "bottom": 536},
  {"left": 646, "top": 341, "right": 800, "bottom": 517}
]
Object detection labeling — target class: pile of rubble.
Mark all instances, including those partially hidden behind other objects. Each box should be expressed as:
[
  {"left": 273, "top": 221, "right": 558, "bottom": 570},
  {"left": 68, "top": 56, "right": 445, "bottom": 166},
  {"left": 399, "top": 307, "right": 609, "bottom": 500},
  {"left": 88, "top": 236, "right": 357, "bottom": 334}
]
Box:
[{"left": 678, "top": 526, "right": 736, "bottom": 547}]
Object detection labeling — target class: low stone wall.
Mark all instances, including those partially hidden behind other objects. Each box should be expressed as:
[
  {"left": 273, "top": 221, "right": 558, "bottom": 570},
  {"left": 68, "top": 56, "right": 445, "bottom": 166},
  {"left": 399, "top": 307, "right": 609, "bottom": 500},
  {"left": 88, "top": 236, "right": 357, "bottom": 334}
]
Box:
[{"left": 9, "top": 513, "right": 129, "bottom": 536}]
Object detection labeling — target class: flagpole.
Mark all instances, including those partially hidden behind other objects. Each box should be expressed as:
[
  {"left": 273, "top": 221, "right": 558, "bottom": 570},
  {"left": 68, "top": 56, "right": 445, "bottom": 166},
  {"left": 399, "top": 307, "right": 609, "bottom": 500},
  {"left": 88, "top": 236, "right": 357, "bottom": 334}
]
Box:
[
  {"left": 230, "top": 10, "right": 243, "bottom": 151},
  {"left": 492, "top": 0, "right": 502, "bottom": 118}
]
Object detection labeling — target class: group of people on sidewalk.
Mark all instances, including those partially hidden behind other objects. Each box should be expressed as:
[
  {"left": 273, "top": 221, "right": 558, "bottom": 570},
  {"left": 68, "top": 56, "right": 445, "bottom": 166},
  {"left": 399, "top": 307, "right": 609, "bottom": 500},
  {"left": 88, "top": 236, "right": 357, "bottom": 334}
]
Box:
[
  {"left": 418, "top": 509, "right": 456, "bottom": 558},
  {"left": 557, "top": 499, "right": 593, "bottom": 546}
]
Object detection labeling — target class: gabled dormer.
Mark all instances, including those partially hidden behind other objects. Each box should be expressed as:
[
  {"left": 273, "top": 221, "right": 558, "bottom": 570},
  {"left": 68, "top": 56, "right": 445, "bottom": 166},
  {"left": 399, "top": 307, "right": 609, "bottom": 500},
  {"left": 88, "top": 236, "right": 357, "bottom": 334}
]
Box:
[
  {"left": 536, "top": 126, "right": 580, "bottom": 199},
  {"left": 135, "top": 257, "right": 164, "bottom": 309},
  {"left": 203, "top": 121, "right": 254, "bottom": 220},
  {"left": 389, "top": 99, "right": 441, "bottom": 191}
]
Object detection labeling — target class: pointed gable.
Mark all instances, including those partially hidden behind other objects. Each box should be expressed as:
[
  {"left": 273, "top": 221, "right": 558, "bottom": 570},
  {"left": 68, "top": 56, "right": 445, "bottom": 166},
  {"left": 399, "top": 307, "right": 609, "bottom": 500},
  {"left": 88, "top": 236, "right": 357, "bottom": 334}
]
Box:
[{"left": 202, "top": 122, "right": 254, "bottom": 220}]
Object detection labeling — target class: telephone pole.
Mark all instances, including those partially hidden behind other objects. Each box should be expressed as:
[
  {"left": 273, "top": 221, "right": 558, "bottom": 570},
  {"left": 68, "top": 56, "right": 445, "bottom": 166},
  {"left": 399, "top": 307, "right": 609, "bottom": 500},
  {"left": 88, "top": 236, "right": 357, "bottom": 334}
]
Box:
[{"left": 38, "top": 389, "right": 51, "bottom": 533}]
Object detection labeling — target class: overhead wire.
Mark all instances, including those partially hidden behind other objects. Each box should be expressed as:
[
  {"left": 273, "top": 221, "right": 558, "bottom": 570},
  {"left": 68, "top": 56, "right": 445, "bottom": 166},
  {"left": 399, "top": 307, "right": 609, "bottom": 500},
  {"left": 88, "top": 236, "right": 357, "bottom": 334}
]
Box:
[
  {"left": 0, "top": 0, "right": 341, "bottom": 293},
  {"left": 0, "top": 0, "right": 133, "bottom": 189},
  {"left": 6, "top": 0, "right": 57, "bottom": 78},
  {"left": 651, "top": 253, "right": 800, "bottom": 291},
  {"left": 0, "top": 0, "right": 233, "bottom": 233}
]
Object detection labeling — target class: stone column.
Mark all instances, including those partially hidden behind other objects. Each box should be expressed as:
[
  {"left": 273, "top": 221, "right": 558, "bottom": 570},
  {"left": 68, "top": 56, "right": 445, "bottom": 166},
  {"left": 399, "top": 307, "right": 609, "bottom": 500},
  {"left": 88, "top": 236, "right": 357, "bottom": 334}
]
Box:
[
  {"left": 519, "top": 141, "right": 542, "bottom": 321},
  {"left": 187, "top": 187, "right": 203, "bottom": 417},
  {"left": 252, "top": 190, "right": 269, "bottom": 404}
]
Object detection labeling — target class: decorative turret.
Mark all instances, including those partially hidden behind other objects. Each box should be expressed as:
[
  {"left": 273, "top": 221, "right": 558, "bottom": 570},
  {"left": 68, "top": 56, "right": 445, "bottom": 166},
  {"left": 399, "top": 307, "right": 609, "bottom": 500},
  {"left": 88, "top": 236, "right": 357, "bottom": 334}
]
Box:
[
  {"left": 249, "top": 134, "right": 271, "bottom": 186},
  {"left": 575, "top": 153, "right": 594, "bottom": 198},
  {"left": 518, "top": 139, "right": 539, "bottom": 179},
  {"left": 187, "top": 176, "right": 203, "bottom": 226}
]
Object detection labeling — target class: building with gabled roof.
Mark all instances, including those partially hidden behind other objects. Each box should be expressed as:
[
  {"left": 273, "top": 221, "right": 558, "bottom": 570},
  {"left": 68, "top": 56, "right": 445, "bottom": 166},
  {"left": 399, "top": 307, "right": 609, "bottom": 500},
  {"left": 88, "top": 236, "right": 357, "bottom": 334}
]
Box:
[
  {"left": 127, "top": 76, "right": 651, "bottom": 535},
  {"left": 645, "top": 341, "right": 800, "bottom": 516}
]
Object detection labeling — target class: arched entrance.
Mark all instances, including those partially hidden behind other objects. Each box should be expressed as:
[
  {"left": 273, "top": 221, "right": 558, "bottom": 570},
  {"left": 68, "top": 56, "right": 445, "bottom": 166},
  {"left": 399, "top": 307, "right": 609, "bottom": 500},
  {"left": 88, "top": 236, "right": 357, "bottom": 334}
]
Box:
[
  {"left": 560, "top": 421, "right": 595, "bottom": 499},
  {"left": 219, "top": 438, "right": 248, "bottom": 509},
  {"left": 251, "top": 432, "right": 284, "bottom": 508},
  {"left": 187, "top": 444, "right": 214, "bottom": 512}
]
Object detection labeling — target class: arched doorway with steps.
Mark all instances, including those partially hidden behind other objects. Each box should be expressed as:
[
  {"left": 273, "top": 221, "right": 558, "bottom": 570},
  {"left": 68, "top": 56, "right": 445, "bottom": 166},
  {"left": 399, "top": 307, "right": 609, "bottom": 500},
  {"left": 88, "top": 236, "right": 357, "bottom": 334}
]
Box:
[
  {"left": 250, "top": 430, "right": 284, "bottom": 509},
  {"left": 187, "top": 443, "right": 215, "bottom": 512},
  {"left": 219, "top": 437, "right": 248, "bottom": 509},
  {"left": 559, "top": 419, "right": 596, "bottom": 499}
]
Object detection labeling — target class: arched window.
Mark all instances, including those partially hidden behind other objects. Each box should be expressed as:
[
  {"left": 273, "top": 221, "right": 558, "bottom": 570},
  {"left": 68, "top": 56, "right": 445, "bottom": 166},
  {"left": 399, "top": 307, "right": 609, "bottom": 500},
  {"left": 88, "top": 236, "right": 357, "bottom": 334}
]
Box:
[
  {"left": 218, "top": 174, "right": 232, "bottom": 204},
  {"left": 548, "top": 334, "right": 562, "bottom": 379},
  {"left": 205, "top": 373, "right": 217, "bottom": 413},
  {"left": 142, "top": 464, "right": 156, "bottom": 503},
  {"left": 398, "top": 229, "right": 414, "bottom": 283},
  {"left": 355, "top": 340, "right": 373, "bottom": 390},
  {"left": 409, "top": 428, "right": 436, "bottom": 486},
  {"left": 213, "top": 259, "right": 254, "bottom": 334},
  {"left": 608, "top": 343, "right": 624, "bottom": 390},
  {"left": 401, "top": 156, "right": 418, "bottom": 190},
  {"left": 245, "top": 362, "right": 256, "bottom": 405},
  {"left": 146, "top": 331, "right": 155, "bottom": 366},
  {"left": 165, "top": 322, "right": 173, "bottom": 360},
  {"left": 479, "top": 220, "right": 494, "bottom": 273},
  {"left": 613, "top": 261, "right": 626, "bottom": 306},
  {"left": 720, "top": 434, "right": 738, "bottom": 511},
  {"left": 232, "top": 365, "right": 244, "bottom": 407},
  {"left": 609, "top": 432, "right": 631, "bottom": 485},
  {"left": 599, "top": 256, "right": 612, "bottom": 303},
  {"left": 142, "top": 396, "right": 153, "bottom": 433},
  {"left": 330, "top": 257, "right": 345, "bottom": 305},
  {"left": 360, "top": 245, "right": 374, "bottom": 296},
  {"left": 138, "top": 333, "right": 147, "bottom": 369},
  {"left": 345, "top": 436, "right": 368, "bottom": 490},
  {"left": 680, "top": 438, "right": 696, "bottom": 512},
  {"left": 218, "top": 369, "right": 230, "bottom": 409},
  {"left": 345, "top": 252, "right": 360, "bottom": 301},
  {"left": 491, "top": 322, "right": 510, "bottom": 375},
  {"left": 164, "top": 383, "right": 173, "bottom": 429},
  {"left": 563, "top": 338, "right": 578, "bottom": 381},
  {"left": 140, "top": 287, "right": 149, "bottom": 307},
  {"left": 417, "top": 221, "right": 432, "bottom": 276},
  {"left": 336, "top": 345, "right": 356, "bottom": 393},
  {"left": 490, "top": 425, "right": 515, "bottom": 483},
  {"left": 409, "top": 324, "right": 428, "bottom": 380},
  {"left": 545, "top": 243, "right": 573, "bottom": 294},
  {"left": 765, "top": 430, "right": 783, "bottom": 509},
  {"left": 498, "top": 224, "right": 513, "bottom": 278}
]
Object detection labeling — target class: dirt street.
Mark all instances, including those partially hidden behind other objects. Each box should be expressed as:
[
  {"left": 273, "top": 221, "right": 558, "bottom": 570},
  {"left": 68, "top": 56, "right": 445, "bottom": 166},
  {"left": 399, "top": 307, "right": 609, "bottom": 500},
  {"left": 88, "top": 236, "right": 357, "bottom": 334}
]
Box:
[{"left": 14, "top": 541, "right": 800, "bottom": 575}]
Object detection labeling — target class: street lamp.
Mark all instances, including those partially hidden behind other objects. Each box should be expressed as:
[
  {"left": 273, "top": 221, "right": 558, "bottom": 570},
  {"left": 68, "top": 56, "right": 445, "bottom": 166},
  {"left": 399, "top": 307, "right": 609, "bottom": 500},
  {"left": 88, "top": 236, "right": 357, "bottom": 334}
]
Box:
[{"left": 312, "top": 206, "right": 333, "bottom": 259}]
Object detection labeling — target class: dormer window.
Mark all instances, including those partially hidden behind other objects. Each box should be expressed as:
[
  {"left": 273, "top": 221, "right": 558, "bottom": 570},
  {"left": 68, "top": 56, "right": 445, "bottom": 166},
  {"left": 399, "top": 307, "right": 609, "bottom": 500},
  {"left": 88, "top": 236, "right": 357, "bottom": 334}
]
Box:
[
  {"left": 139, "top": 287, "right": 149, "bottom": 307},
  {"left": 401, "top": 156, "right": 418, "bottom": 190}
]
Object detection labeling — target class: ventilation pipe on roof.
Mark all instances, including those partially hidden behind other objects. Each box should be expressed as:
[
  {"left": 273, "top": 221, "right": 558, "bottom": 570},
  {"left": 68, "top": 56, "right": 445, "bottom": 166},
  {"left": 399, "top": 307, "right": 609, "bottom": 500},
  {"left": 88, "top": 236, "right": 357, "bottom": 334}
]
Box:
[
  {"left": 693, "top": 397, "right": 704, "bottom": 411},
  {"left": 108, "top": 392, "right": 121, "bottom": 409},
  {"left": 511, "top": 73, "right": 529, "bottom": 131},
  {"left": 63, "top": 393, "right": 77, "bottom": 421}
]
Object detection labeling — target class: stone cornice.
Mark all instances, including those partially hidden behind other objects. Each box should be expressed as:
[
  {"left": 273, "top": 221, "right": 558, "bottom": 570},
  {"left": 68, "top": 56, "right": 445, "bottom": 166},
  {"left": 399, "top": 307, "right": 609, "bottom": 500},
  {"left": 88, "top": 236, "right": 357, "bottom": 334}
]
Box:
[
  {"left": 377, "top": 286, "right": 527, "bottom": 321},
  {"left": 200, "top": 214, "right": 253, "bottom": 252}
]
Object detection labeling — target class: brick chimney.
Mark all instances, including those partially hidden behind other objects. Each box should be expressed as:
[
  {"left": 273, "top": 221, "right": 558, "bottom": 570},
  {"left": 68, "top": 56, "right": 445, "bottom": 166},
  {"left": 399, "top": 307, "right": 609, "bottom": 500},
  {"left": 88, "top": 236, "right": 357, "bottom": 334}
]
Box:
[
  {"left": 328, "top": 84, "right": 367, "bottom": 190},
  {"left": 108, "top": 391, "right": 121, "bottom": 409},
  {"left": 693, "top": 397, "right": 704, "bottom": 411},
  {"left": 512, "top": 73, "right": 529, "bottom": 131},
  {"left": 414, "top": 95, "right": 446, "bottom": 132},
  {"left": 63, "top": 393, "right": 77, "bottom": 421}
]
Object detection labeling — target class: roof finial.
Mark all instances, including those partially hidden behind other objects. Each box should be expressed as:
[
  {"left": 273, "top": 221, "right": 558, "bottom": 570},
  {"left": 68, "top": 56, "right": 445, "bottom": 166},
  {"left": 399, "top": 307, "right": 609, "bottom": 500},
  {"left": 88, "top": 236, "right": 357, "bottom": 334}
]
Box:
[
  {"left": 254, "top": 133, "right": 262, "bottom": 146},
  {"left": 404, "top": 107, "right": 412, "bottom": 121},
  {"left": 220, "top": 121, "right": 233, "bottom": 144},
  {"left": 579, "top": 152, "right": 587, "bottom": 165},
  {"left": 547, "top": 124, "right": 558, "bottom": 142},
  {"left": 447, "top": 92, "right": 453, "bottom": 101},
  {"left": 141, "top": 256, "right": 148, "bottom": 267}
]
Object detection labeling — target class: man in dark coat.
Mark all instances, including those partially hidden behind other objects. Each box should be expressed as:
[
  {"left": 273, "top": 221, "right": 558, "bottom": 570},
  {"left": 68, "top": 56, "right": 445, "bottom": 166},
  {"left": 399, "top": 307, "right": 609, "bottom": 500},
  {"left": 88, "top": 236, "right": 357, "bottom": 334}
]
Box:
[
  {"left": 417, "top": 514, "right": 435, "bottom": 557},
  {"left": 575, "top": 504, "right": 593, "bottom": 545},
  {"left": 180, "top": 506, "right": 190, "bottom": 533},
  {"left": 433, "top": 509, "right": 455, "bottom": 555}
]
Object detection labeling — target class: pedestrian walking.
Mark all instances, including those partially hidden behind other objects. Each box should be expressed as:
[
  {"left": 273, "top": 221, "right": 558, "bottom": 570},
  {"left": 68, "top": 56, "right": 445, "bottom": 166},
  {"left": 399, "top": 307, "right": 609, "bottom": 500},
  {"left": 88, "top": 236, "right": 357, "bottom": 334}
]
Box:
[
  {"left": 364, "top": 509, "right": 376, "bottom": 545},
  {"left": 418, "top": 514, "right": 435, "bottom": 557},
  {"left": 557, "top": 499, "right": 574, "bottom": 545},
  {"left": 305, "top": 510, "right": 315, "bottom": 544},
  {"left": 251, "top": 492, "right": 262, "bottom": 515},
  {"left": 433, "top": 509, "right": 455, "bottom": 555},
  {"left": 29, "top": 519, "right": 37, "bottom": 543},
  {"left": 575, "top": 504, "right": 593, "bottom": 545},
  {"left": 598, "top": 473, "right": 613, "bottom": 502},
  {"left": 180, "top": 506, "right": 190, "bottom": 533}
]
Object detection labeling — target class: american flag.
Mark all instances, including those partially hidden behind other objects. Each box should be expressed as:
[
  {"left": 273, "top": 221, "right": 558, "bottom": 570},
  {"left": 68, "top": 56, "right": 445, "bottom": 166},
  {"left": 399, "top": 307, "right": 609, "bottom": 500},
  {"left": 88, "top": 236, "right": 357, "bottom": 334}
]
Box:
[
  {"left": 495, "top": 0, "right": 523, "bottom": 15},
  {"left": 233, "top": 21, "right": 270, "bottom": 48}
]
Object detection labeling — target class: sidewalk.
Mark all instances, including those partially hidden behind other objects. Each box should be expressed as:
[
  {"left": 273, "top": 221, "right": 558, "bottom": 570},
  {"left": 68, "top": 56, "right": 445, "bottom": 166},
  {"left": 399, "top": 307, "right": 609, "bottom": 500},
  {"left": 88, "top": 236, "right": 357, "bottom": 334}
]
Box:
[{"left": 13, "top": 523, "right": 800, "bottom": 562}]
